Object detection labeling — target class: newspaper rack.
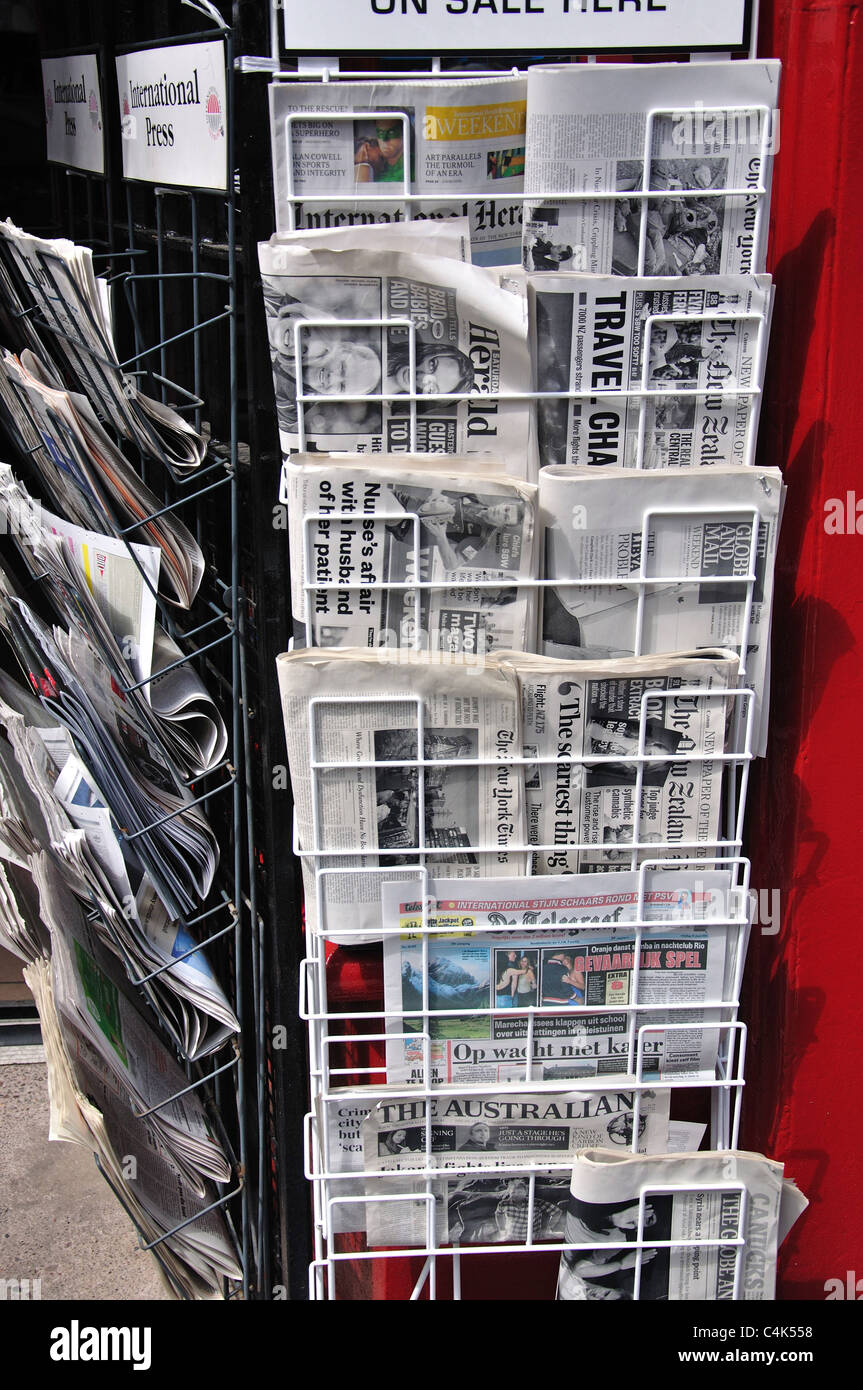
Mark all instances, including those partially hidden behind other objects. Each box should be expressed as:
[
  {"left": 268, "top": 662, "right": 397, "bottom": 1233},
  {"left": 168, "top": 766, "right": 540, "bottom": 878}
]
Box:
[
  {"left": 293, "top": 500, "right": 761, "bottom": 1296},
  {"left": 225, "top": 0, "right": 777, "bottom": 1298},
  {"left": 0, "top": 3, "right": 267, "bottom": 1301},
  {"left": 269, "top": 72, "right": 775, "bottom": 1296}
]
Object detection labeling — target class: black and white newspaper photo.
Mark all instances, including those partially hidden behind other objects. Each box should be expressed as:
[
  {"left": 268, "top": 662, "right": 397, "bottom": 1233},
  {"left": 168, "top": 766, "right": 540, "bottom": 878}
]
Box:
[
  {"left": 557, "top": 1148, "right": 807, "bottom": 1301},
  {"left": 257, "top": 239, "right": 532, "bottom": 472},
  {"left": 360, "top": 1088, "right": 671, "bottom": 1248},
  {"left": 522, "top": 61, "right": 780, "bottom": 278},
  {"left": 539, "top": 465, "right": 784, "bottom": 754},
  {"left": 501, "top": 650, "right": 738, "bottom": 874},
  {"left": 275, "top": 649, "right": 526, "bottom": 942},
  {"left": 529, "top": 273, "right": 773, "bottom": 469},
  {"left": 283, "top": 453, "right": 538, "bottom": 653}
]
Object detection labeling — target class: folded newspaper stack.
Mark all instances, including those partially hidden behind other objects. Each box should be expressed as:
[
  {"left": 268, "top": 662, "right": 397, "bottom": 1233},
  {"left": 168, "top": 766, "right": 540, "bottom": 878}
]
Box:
[
  {"left": 258, "top": 237, "right": 533, "bottom": 474},
  {"left": 283, "top": 452, "right": 538, "bottom": 653},
  {"left": 269, "top": 74, "right": 527, "bottom": 265},
  {"left": 529, "top": 273, "right": 773, "bottom": 469},
  {"left": 0, "top": 220, "right": 206, "bottom": 472},
  {"left": 26, "top": 949, "right": 241, "bottom": 1299},
  {"left": 381, "top": 867, "right": 744, "bottom": 1087},
  {"left": 498, "top": 650, "right": 739, "bottom": 874},
  {"left": 539, "top": 466, "right": 784, "bottom": 756},
  {"left": 0, "top": 465, "right": 226, "bottom": 778},
  {"left": 361, "top": 1087, "right": 672, "bottom": 1249},
  {"left": 523, "top": 61, "right": 780, "bottom": 278},
  {"left": 276, "top": 648, "right": 527, "bottom": 943},
  {"left": 557, "top": 1148, "right": 807, "bottom": 1301},
  {"left": 0, "top": 675, "right": 237, "bottom": 1060},
  {"left": 0, "top": 351, "right": 205, "bottom": 607},
  {"left": 36, "top": 856, "right": 234, "bottom": 1195},
  {"left": 0, "top": 588, "right": 218, "bottom": 922}
]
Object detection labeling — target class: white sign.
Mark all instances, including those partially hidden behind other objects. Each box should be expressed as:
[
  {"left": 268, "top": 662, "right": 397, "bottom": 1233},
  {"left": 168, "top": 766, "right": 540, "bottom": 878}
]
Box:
[
  {"left": 42, "top": 53, "right": 105, "bottom": 175},
  {"left": 115, "top": 39, "right": 227, "bottom": 191},
  {"left": 281, "top": 0, "right": 749, "bottom": 53}
]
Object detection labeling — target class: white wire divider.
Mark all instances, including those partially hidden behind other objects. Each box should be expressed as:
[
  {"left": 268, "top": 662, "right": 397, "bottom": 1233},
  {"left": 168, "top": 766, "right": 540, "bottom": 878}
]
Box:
[{"left": 273, "top": 98, "right": 773, "bottom": 1289}]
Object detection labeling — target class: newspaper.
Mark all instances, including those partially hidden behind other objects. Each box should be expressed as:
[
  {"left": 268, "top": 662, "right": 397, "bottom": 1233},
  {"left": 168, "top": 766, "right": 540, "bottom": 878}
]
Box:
[
  {"left": 361, "top": 1087, "right": 670, "bottom": 1249},
  {"left": 523, "top": 61, "right": 780, "bottom": 278},
  {"left": 0, "top": 672, "right": 236, "bottom": 1060},
  {"left": 539, "top": 466, "right": 783, "bottom": 756},
  {"left": 258, "top": 240, "right": 532, "bottom": 474},
  {"left": 500, "top": 651, "right": 739, "bottom": 874},
  {"left": 557, "top": 1148, "right": 807, "bottom": 1301},
  {"left": 0, "top": 466, "right": 224, "bottom": 780},
  {"left": 0, "top": 349, "right": 205, "bottom": 608},
  {"left": 283, "top": 453, "right": 538, "bottom": 652},
  {"left": 0, "top": 220, "right": 205, "bottom": 471},
  {"left": 52, "top": 756, "right": 238, "bottom": 1060},
  {"left": 381, "top": 868, "right": 739, "bottom": 1086},
  {"left": 311, "top": 1090, "right": 703, "bottom": 1237},
  {"left": 26, "top": 954, "right": 241, "bottom": 1298},
  {"left": 0, "top": 467, "right": 161, "bottom": 689},
  {"left": 275, "top": 649, "right": 526, "bottom": 943},
  {"left": 270, "top": 76, "right": 527, "bottom": 265},
  {"left": 0, "top": 464, "right": 216, "bottom": 780},
  {"left": 266, "top": 219, "right": 471, "bottom": 261},
  {"left": 37, "top": 855, "right": 233, "bottom": 1194},
  {"left": 147, "top": 627, "right": 228, "bottom": 779},
  {"left": 0, "top": 588, "right": 219, "bottom": 921},
  {"left": 529, "top": 274, "right": 773, "bottom": 470}
]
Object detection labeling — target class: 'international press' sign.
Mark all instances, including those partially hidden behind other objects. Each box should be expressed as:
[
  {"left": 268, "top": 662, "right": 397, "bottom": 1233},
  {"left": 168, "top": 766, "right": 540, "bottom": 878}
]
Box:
[
  {"left": 115, "top": 40, "right": 227, "bottom": 192},
  {"left": 42, "top": 53, "right": 105, "bottom": 175}
]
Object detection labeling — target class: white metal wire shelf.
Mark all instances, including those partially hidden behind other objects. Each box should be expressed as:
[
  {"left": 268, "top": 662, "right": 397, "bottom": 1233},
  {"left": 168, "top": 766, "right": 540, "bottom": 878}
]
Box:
[
  {"left": 274, "top": 89, "right": 775, "bottom": 286},
  {"left": 281, "top": 303, "right": 771, "bottom": 466},
  {"left": 306, "top": 1168, "right": 751, "bottom": 1303},
  {"left": 270, "top": 56, "right": 775, "bottom": 1296}
]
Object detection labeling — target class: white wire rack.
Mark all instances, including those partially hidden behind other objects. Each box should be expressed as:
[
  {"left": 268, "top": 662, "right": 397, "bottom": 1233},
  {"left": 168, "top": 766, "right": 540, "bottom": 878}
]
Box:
[
  {"left": 271, "top": 82, "right": 776, "bottom": 467},
  {"left": 280, "top": 299, "right": 771, "bottom": 468},
  {"left": 274, "top": 89, "right": 775, "bottom": 274},
  {"left": 282, "top": 418, "right": 769, "bottom": 1294},
  {"left": 267, "top": 40, "right": 775, "bottom": 1299},
  {"left": 280, "top": 319, "right": 769, "bottom": 1296},
  {"left": 295, "top": 656, "right": 758, "bottom": 1298}
]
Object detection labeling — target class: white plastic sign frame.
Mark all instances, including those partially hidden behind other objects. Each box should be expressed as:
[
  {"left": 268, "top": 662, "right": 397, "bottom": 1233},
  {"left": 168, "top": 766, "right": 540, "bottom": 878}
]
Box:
[
  {"left": 281, "top": 0, "right": 752, "bottom": 55},
  {"left": 115, "top": 38, "right": 227, "bottom": 192},
  {"left": 42, "top": 50, "right": 105, "bottom": 176}
]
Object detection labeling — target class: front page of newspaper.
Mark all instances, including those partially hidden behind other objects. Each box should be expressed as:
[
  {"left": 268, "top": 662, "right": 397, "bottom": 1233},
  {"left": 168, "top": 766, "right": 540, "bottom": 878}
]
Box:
[
  {"left": 276, "top": 649, "right": 526, "bottom": 942},
  {"left": 381, "top": 869, "right": 736, "bottom": 1086},
  {"left": 284, "top": 454, "right": 538, "bottom": 652},
  {"left": 529, "top": 274, "right": 773, "bottom": 469},
  {"left": 361, "top": 1087, "right": 670, "bottom": 1249},
  {"left": 539, "top": 466, "right": 783, "bottom": 755},
  {"left": 270, "top": 76, "right": 527, "bottom": 265},
  {"left": 523, "top": 61, "right": 780, "bottom": 278},
  {"left": 501, "top": 651, "right": 738, "bottom": 874},
  {"left": 258, "top": 240, "right": 532, "bottom": 474},
  {"left": 558, "top": 1148, "right": 807, "bottom": 1300}
]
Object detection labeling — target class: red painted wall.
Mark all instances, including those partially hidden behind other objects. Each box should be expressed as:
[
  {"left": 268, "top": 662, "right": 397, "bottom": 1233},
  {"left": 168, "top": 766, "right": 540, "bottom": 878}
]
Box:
[{"left": 743, "top": 0, "right": 863, "bottom": 1299}]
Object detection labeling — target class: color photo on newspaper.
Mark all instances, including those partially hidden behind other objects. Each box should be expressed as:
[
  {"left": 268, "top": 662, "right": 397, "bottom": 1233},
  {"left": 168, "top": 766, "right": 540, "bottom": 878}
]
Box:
[{"left": 381, "top": 869, "right": 743, "bottom": 1086}]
